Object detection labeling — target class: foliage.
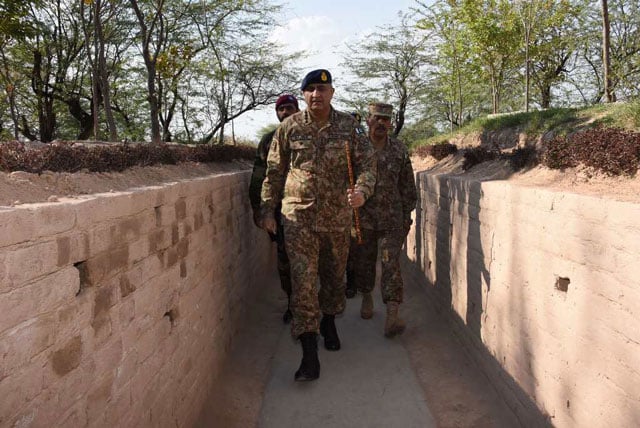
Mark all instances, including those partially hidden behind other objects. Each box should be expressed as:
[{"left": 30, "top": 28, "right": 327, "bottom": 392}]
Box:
[
  {"left": 542, "top": 126, "right": 640, "bottom": 175},
  {"left": 478, "top": 108, "right": 578, "bottom": 133},
  {"left": 0, "top": 141, "right": 254, "bottom": 174},
  {"left": 399, "top": 117, "right": 438, "bottom": 147},
  {"left": 0, "top": 0, "right": 298, "bottom": 145},
  {"left": 340, "top": 14, "right": 434, "bottom": 136},
  {"left": 412, "top": 142, "right": 458, "bottom": 160},
  {"left": 507, "top": 146, "right": 539, "bottom": 170},
  {"left": 462, "top": 146, "right": 498, "bottom": 171}
]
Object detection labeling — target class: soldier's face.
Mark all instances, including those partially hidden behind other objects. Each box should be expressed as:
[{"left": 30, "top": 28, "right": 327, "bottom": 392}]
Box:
[
  {"left": 276, "top": 103, "right": 298, "bottom": 122},
  {"left": 367, "top": 114, "right": 392, "bottom": 138},
  {"left": 302, "top": 84, "right": 334, "bottom": 114}
]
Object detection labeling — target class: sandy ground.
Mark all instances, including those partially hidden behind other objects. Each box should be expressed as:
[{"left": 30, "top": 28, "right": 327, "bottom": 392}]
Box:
[
  {"left": 2, "top": 155, "right": 638, "bottom": 208},
  {"left": 0, "top": 160, "right": 252, "bottom": 207},
  {"left": 411, "top": 154, "right": 640, "bottom": 203}
]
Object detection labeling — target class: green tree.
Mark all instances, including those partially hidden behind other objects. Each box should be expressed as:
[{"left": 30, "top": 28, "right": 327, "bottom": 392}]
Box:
[
  {"left": 526, "top": 0, "right": 586, "bottom": 108},
  {"left": 416, "top": 1, "right": 479, "bottom": 131},
  {"left": 577, "top": 0, "right": 640, "bottom": 103},
  {"left": 456, "top": 0, "right": 521, "bottom": 114},
  {"left": 192, "top": 0, "right": 300, "bottom": 144},
  {"left": 341, "top": 14, "right": 434, "bottom": 136}
]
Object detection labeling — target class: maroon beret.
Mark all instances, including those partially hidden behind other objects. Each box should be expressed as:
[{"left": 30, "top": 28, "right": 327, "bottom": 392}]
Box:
[{"left": 275, "top": 94, "right": 299, "bottom": 110}]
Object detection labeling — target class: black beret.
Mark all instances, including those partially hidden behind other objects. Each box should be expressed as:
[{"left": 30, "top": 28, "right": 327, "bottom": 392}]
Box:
[{"left": 300, "top": 69, "right": 332, "bottom": 91}]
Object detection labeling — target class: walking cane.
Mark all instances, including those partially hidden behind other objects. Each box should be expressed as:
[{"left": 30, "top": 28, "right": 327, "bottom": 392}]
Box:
[{"left": 344, "top": 141, "right": 363, "bottom": 245}]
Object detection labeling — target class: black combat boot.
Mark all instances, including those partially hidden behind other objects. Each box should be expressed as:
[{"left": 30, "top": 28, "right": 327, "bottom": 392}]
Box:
[
  {"left": 294, "top": 332, "right": 320, "bottom": 382},
  {"left": 319, "top": 314, "right": 341, "bottom": 351},
  {"left": 282, "top": 294, "right": 292, "bottom": 324},
  {"left": 345, "top": 267, "right": 356, "bottom": 299}
]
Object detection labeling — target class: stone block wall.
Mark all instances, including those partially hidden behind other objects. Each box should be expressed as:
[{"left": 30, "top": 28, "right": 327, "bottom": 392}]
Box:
[
  {"left": 406, "top": 171, "right": 640, "bottom": 428},
  {"left": 0, "top": 170, "right": 270, "bottom": 427}
]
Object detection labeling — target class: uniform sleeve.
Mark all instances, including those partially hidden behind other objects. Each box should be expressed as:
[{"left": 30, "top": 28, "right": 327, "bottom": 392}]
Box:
[
  {"left": 248, "top": 132, "right": 272, "bottom": 217},
  {"left": 352, "top": 126, "right": 377, "bottom": 199},
  {"left": 399, "top": 148, "right": 417, "bottom": 224},
  {"left": 260, "top": 126, "right": 289, "bottom": 218}
]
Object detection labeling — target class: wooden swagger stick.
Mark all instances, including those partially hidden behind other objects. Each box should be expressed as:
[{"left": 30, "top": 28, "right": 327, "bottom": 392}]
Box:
[{"left": 344, "top": 141, "right": 363, "bottom": 245}]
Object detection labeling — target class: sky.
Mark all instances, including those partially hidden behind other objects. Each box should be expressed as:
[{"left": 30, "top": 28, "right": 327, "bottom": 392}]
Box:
[{"left": 232, "top": 0, "right": 421, "bottom": 141}]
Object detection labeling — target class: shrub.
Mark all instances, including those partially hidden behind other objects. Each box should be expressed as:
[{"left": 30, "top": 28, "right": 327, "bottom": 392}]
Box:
[
  {"left": 462, "top": 147, "right": 497, "bottom": 171},
  {"left": 412, "top": 142, "right": 458, "bottom": 160},
  {"left": 506, "top": 146, "right": 539, "bottom": 171},
  {"left": 542, "top": 126, "right": 640, "bottom": 176},
  {"left": 0, "top": 141, "right": 255, "bottom": 174},
  {"left": 542, "top": 135, "right": 577, "bottom": 170}
]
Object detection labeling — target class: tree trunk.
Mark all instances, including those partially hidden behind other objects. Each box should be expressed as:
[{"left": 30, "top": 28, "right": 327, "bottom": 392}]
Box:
[
  {"left": 67, "top": 96, "right": 94, "bottom": 140},
  {"left": 95, "top": 0, "right": 118, "bottom": 141},
  {"left": 601, "top": 0, "right": 615, "bottom": 103},
  {"left": 32, "top": 49, "right": 56, "bottom": 142},
  {"left": 540, "top": 85, "right": 551, "bottom": 109},
  {"left": 130, "top": 0, "right": 162, "bottom": 144},
  {"left": 524, "top": 31, "right": 530, "bottom": 112}
]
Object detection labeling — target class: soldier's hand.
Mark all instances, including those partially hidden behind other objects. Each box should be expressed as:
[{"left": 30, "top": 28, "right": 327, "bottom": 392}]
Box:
[
  {"left": 347, "top": 188, "right": 365, "bottom": 208},
  {"left": 263, "top": 216, "right": 277, "bottom": 235}
]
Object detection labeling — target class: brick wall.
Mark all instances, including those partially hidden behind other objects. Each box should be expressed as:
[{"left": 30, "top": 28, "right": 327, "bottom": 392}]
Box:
[
  {"left": 406, "top": 171, "right": 640, "bottom": 428},
  {"left": 0, "top": 170, "right": 270, "bottom": 427}
]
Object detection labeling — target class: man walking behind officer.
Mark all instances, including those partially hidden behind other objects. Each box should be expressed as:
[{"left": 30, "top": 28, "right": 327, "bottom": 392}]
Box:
[
  {"left": 351, "top": 102, "right": 417, "bottom": 337},
  {"left": 249, "top": 94, "right": 300, "bottom": 324},
  {"left": 261, "top": 69, "right": 376, "bottom": 382}
]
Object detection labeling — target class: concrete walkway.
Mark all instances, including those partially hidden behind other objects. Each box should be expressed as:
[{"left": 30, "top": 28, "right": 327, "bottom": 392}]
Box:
[
  {"left": 258, "top": 291, "right": 436, "bottom": 428},
  {"left": 197, "top": 247, "right": 521, "bottom": 427}
]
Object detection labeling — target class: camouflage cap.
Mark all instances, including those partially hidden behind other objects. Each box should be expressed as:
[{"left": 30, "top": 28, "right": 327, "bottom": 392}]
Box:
[{"left": 368, "top": 102, "right": 393, "bottom": 118}]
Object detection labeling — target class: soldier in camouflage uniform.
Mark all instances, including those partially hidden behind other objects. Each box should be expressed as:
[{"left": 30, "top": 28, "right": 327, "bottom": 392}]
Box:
[
  {"left": 249, "top": 94, "right": 300, "bottom": 324},
  {"left": 261, "top": 69, "right": 376, "bottom": 382},
  {"left": 351, "top": 102, "right": 417, "bottom": 338},
  {"left": 345, "top": 111, "right": 363, "bottom": 299}
]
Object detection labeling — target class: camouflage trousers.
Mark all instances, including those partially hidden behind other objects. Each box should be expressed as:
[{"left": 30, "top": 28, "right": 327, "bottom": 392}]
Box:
[
  {"left": 284, "top": 223, "right": 349, "bottom": 338},
  {"left": 269, "top": 222, "right": 291, "bottom": 297},
  {"left": 350, "top": 228, "right": 405, "bottom": 303}
]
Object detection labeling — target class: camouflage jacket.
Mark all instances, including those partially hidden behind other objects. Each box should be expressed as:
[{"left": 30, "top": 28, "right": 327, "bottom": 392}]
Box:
[
  {"left": 359, "top": 136, "right": 417, "bottom": 231},
  {"left": 248, "top": 129, "right": 278, "bottom": 222},
  {"left": 261, "top": 108, "right": 377, "bottom": 232}
]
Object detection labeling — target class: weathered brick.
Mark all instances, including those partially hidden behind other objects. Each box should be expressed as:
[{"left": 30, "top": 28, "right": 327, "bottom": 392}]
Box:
[
  {"left": 49, "top": 335, "right": 83, "bottom": 377},
  {"left": 13, "top": 387, "right": 58, "bottom": 428},
  {"left": 83, "top": 246, "right": 129, "bottom": 286},
  {"left": 51, "top": 355, "right": 96, "bottom": 409},
  {"left": 0, "top": 203, "right": 77, "bottom": 250},
  {"left": 148, "top": 227, "right": 171, "bottom": 254},
  {"left": 0, "top": 364, "right": 45, "bottom": 424},
  {"left": 0, "top": 207, "right": 35, "bottom": 248},
  {"left": 0, "top": 267, "right": 79, "bottom": 334},
  {"left": 113, "top": 349, "right": 138, "bottom": 391},
  {"left": 128, "top": 238, "right": 148, "bottom": 266},
  {"left": 101, "top": 386, "right": 132, "bottom": 427},
  {"left": 73, "top": 193, "right": 144, "bottom": 229},
  {"left": 58, "top": 401, "right": 88, "bottom": 428},
  {"left": 0, "top": 170, "right": 269, "bottom": 428},
  {"left": 86, "top": 372, "right": 115, "bottom": 423},
  {"left": 174, "top": 197, "right": 187, "bottom": 220},
  {"left": 2, "top": 240, "right": 66, "bottom": 291},
  {"left": 93, "top": 338, "right": 123, "bottom": 378},
  {"left": 0, "top": 313, "right": 56, "bottom": 380}
]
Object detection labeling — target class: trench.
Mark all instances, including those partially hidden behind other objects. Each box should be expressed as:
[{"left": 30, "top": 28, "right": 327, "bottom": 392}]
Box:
[{"left": 195, "top": 248, "right": 524, "bottom": 428}]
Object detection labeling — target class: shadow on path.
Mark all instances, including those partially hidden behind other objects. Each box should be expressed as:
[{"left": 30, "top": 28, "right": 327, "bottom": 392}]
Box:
[{"left": 197, "top": 247, "right": 526, "bottom": 428}]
